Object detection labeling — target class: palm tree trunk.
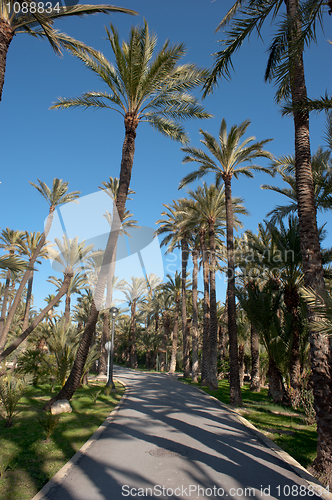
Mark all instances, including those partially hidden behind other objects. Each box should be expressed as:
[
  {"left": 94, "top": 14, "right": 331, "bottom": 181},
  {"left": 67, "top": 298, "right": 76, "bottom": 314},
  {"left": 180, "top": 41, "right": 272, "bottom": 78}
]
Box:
[
  {"left": 39, "top": 119, "right": 137, "bottom": 410},
  {"left": 94, "top": 113, "right": 138, "bottom": 310},
  {"left": 22, "top": 270, "right": 34, "bottom": 333},
  {"left": 268, "top": 356, "right": 287, "bottom": 404},
  {"left": 0, "top": 267, "right": 12, "bottom": 339},
  {"left": 130, "top": 299, "right": 138, "bottom": 368},
  {"left": 0, "top": 21, "right": 14, "bottom": 102},
  {"left": 181, "top": 238, "right": 190, "bottom": 378},
  {"left": 200, "top": 229, "right": 210, "bottom": 385},
  {"left": 220, "top": 294, "right": 228, "bottom": 361},
  {"left": 0, "top": 210, "right": 54, "bottom": 352},
  {"left": 98, "top": 311, "right": 109, "bottom": 375},
  {"left": 284, "top": 285, "right": 301, "bottom": 392},
  {"left": 238, "top": 343, "right": 245, "bottom": 387},
  {"left": 250, "top": 323, "right": 260, "bottom": 392},
  {"left": 208, "top": 220, "right": 218, "bottom": 390},
  {"left": 0, "top": 272, "right": 72, "bottom": 363},
  {"left": 224, "top": 175, "right": 242, "bottom": 406},
  {"left": 43, "top": 299, "right": 99, "bottom": 411},
  {"left": 287, "top": 0, "right": 332, "bottom": 475},
  {"left": 47, "top": 113, "right": 139, "bottom": 405},
  {"left": 191, "top": 249, "right": 199, "bottom": 383},
  {"left": 169, "top": 298, "right": 179, "bottom": 374},
  {"left": 161, "top": 313, "right": 170, "bottom": 372},
  {"left": 64, "top": 292, "right": 71, "bottom": 328}
]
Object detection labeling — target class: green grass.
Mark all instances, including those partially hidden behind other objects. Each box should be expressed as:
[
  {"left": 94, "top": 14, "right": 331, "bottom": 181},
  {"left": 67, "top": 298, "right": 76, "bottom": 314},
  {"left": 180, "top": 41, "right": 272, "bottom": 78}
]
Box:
[
  {"left": 182, "top": 378, "right": 317, "bottom": 469},
  {"left": 0, "top": 381, "right": 124, "bottom": 500}
]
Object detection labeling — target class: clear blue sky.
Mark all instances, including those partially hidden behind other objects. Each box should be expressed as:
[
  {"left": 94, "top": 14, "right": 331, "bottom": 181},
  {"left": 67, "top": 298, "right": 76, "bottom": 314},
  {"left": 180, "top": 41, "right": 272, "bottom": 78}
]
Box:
[{"left": 1, "top": 0, "right": 331, "bottom": 311}]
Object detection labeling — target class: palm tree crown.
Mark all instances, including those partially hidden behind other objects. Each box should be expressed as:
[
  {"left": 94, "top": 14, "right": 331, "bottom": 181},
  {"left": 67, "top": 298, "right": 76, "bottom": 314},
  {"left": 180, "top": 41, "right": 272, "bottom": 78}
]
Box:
[
  {"left": 0, "top": 2, "right": 137, "bottom": 100},
  {"left": 29, "top": 178, "right": 80, "bottom": 212},
  {"left": 179, "top": 118, "right": 273, "bottom": 187},
  {"left": 51, "top": 21, "right": 211, "bottom": 146}
]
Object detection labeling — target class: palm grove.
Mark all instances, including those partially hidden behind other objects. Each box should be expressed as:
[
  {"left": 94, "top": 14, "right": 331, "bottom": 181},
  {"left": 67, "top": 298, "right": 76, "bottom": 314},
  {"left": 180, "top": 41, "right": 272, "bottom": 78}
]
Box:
[{"left": 1, "top": 0, "right": 332, "bottom": 486}]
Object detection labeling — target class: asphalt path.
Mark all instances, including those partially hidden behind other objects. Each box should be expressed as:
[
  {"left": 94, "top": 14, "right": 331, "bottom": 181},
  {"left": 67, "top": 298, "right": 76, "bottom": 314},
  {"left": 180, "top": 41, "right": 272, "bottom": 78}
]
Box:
[{"left": 33, "top": 367, "right": 328, "bottom": 500}]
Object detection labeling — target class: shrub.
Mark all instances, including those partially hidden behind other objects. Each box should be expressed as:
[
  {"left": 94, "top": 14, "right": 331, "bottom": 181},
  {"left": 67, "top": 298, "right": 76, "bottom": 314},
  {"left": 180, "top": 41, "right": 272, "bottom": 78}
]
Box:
[
  {"left": 0, "top": 373, "right": 32, "bottom": 427},
  {"left": 37, "top": 411, "right": 60, "bottom": 441},
  {"left": 16, "top": 349, "right": 50, "bottom": 385},
  {"left": 300, "top": 389, "right": 316, "bottom": 425}
]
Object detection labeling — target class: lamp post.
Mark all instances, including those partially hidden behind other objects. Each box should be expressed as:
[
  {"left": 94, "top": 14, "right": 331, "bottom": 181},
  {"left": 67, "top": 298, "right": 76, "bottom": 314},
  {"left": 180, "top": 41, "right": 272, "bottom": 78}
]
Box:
[{"left": 106, "top": 306, "right": 119, "bottom": 389}]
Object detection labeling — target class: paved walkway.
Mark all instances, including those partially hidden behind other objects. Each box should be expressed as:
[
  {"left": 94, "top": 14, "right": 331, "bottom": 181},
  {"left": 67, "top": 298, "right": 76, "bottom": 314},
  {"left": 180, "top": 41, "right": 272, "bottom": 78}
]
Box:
[{"left": 33, "top": 367, "right": 327, "bottom": 500}]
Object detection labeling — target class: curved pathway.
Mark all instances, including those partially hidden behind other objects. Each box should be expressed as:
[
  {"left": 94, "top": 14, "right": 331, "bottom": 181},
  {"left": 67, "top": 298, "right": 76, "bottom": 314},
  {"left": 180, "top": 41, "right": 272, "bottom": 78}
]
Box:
[{"left": 33, "top": 367, "right": 327, "bottom": 500}]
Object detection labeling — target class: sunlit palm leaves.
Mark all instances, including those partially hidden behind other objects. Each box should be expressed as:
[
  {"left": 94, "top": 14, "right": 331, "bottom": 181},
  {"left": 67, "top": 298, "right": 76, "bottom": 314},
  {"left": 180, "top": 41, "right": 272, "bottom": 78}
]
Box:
[{"left": 51, "top": 21, "right": 211, "bottom": 145}]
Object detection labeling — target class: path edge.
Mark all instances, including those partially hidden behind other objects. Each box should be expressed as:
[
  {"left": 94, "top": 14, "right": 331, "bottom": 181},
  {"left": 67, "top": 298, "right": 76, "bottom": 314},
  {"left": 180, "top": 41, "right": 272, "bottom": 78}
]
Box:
[
  {"left": 186, "top": 382, "right": 332, "bottom": 500},
  {"left": 31, "top": 378, "right": 128, "bottom": 500}
]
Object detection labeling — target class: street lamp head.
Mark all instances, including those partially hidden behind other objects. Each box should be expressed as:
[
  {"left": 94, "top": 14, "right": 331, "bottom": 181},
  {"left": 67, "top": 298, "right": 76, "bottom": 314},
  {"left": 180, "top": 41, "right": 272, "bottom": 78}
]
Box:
[{"left": 110, "top": 306, "right": 119, "bottom": 319}]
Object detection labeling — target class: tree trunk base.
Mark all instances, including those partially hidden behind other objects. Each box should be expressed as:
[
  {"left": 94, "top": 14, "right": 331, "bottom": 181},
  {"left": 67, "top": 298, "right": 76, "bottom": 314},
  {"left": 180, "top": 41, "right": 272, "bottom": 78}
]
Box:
[
  {"left": 250, "top": 376, "right": 261, "bottom": 392},
  {"left": 309, "top": 460, "right": 332, "bottom": 489}
]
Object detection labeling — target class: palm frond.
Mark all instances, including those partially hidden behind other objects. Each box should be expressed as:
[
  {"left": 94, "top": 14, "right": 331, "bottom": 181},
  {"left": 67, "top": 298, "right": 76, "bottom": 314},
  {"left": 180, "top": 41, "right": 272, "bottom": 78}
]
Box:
[
  {"left": 282, "top": 93, "right": 332, "bottom": 115},
  {"left": 203, "top": 0, "right": 282, "bottom": 96}
]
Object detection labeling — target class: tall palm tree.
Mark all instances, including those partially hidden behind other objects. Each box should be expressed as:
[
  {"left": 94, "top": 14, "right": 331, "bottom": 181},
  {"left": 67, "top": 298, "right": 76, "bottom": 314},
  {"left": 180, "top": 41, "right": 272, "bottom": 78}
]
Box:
[
  {"left": 0, "top": 178, "right": 79, "bottom": 354},
  {"left": 262, "top": 148, "right": 332, "bottom": 223},
  {"left": 163, "top": 272, "right": 182, "bottom": 374},
  {"left": 179, "top": 119, "right": 272, "bottom": 405},
  {"left": 47, "top": 235, "right": 94, "bottom": 326},
  {"left": 51, "top": 21, "right": 211, "bottom": 309},
  {"left": 156, "top": 198, "right": 192, "bottom": 378},
  {"left": 48, "top": 272, "right": 89, "bottom": 327},
  {"left": 118, "top": 276, "right": 146, "bottom": 368},
  {"left": 237, "top": 280, "right": 290, "bottom": 404},
  {"left": 99, "top": 176, "right": 138, "bottom": 309},
  {"left": 190, "top": 237, "right": 200, "bottom": 383},
  {"left": 0, "top": 2, "right": 136, "bottom": 101},
  {"left": 268, "top": 217, "right": 304, "bottom": 393},
  {"left": 18, "top": 231, "right": 50, "bottom": 332},
  {"left": 0, "top": 228, "right": 24, "bottom": 339},
  {"left": 184, "top": 182, "right": 247, "bottom": 389},
  {"left": 204, "top": 0, "right": 332, "bottom": 473},
  {"left": 46, "top": 28, "right": 211, "bottom": 407},
  {"left": 43, "top": 23, "right": 211, "bottom": 409}
]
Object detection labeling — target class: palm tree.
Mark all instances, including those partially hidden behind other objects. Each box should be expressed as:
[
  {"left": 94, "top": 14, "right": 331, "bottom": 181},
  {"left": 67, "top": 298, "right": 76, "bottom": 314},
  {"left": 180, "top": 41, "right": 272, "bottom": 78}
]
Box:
[
  {"left": 268, "top": 218, "right": 304, "bottom": 393},
  {"left": 118, "top": 276, "right": 146, "bottom": 368},
  {"left": 51, "top": 21, "right": 211, "bottom": 308},
  {"left": 99, "top": 176, "right": 138, "bottom": 309},
  {"left": 0, "top": 178, "right": 79, "bottom": 354},
  {"left": 157, "top": 289, "right": 173, "bottom": 372},
  {"left": 236, "top": 307, "right": 251, "bottom": 387},
  {"left": 48, "top": 272, "right": 89, "bottom": 327},
  {"left": 156, "top": 198, "right": 192, "bottom": 378},
  {"left": 0, "top": 2, "right": 136, "bottom": 101},
  {"left": 250, "top": 322, "right": 260, "bottom": 393},
  {"left": 204, "top": 1, "right": 332, "bottom": 473},
  {"left": 240, "top": 219, "right": 310, "bottom": 395},
  {"left": 47, "top": 235, "right": 94, "bottom": 325},
  {"left": 237, "top": 280, "right": 289, "bottom": 404},
  {"left": 0, "top": 228, "right": 24, "bottom": 339},
  {"left": 0, "top": 270, "right": 73, "bottom": 363},
  {"left": 179, "top": 118, "right": 272, "bottom": 405},
  {"left": 46, "top": 317, "right": 81, "bottom": 387},
  {"left": 184, "top": 182, "right": 247, "bottom": 389},
  {"left": 139, "top": 287, "right": 163, "bottom": 369},
  {"left": 262, "top": 148, "right": 332, "bottom": 223},
  {"left": 190, "top": 238, "right": 200, "bottom": 383},
  {"left": 44, "top": 22, "right": 211, "bottom": 410},
  {"left": 18, "top": 231, "right": 50, "bottom": 332},
  {"left": 163, "top": 272, "right": 182, "bottom": 374}
]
